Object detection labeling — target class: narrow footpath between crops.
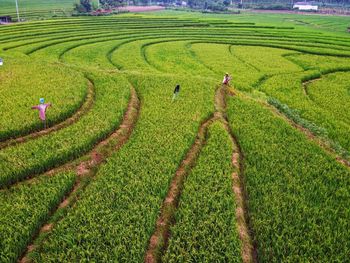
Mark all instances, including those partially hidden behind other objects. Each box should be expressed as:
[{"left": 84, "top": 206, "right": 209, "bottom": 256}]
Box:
[
  {"left": 145, "top": 84, "right": 257, "bottom": 263},
  {"left": 0, "top": 78, "right": 95, "bottom": 150},
  {"left": 302, "top": 77, "right": 321, "bottom": 96},
  {"left": 216, "top": 86, "right": 258, "bottom": 263},
  {"left": 19, "top": 87, "right": 140, "bottom": 263},
  {"left": 243, "top": 69, "right": 350, "bottom": 168}
]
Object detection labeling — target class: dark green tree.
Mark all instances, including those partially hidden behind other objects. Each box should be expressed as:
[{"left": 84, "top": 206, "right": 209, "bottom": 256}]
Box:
[
  {"left": 100, "top": 0, "right": 126, "bottom": 8},
  {"left": 74, "top": 0, "right": 93, "bottom": 12}
]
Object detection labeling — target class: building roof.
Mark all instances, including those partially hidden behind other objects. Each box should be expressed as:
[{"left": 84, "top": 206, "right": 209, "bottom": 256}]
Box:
[{"left": 294, "top": 2, "right": 318, "bottom": 5}]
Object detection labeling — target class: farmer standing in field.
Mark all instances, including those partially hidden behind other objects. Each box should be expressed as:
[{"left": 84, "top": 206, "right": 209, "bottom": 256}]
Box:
[
  {"left": 223, "top": 73, "right": 232, "bottom": 85},
  {"left": 31, "top": 98, "right": 51, "bottom": 129}
]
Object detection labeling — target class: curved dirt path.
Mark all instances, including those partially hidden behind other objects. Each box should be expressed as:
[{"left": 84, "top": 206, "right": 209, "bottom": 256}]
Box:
[
  {"left": 215, "top": 85, "right": 257, "bottom": 263},
  {"left": 145, "top": 84, "right": 256, "bottom": 263},
  {"left": 302, "top": 77, "right": 321, "bottom": 96},
  {"left": 0, "top": 78, "right": 95, "bottom": 150},
  {"left": 240, "top": 66, "right": 350, "bottom": 168},
  {"left": 302, "top": 69, "right": 350, "bottom": 101},
  {"left": 144, "top": 115, "right": 217, "bottom": 263},
  {"left": 19, "top": 86, "right": 140, "bottom": 263},
  {"left": 238, "top": 90, "right": 350, "bottom": 168}
]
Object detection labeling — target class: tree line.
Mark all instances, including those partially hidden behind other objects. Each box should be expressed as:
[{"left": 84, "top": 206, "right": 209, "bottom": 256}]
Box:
[{"left": 74, "top": 0, "right": 350, "bottom": 13}]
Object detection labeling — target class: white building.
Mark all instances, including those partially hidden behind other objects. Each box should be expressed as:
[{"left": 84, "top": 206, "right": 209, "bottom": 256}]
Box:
[{"left": 293, "top": 2, "right": 318, "bottom": 11}]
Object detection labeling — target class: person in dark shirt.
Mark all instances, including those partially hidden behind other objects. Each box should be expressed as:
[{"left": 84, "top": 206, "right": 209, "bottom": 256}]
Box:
[{"left": 172, "top": 84, "right": 180, "bottom": 102}]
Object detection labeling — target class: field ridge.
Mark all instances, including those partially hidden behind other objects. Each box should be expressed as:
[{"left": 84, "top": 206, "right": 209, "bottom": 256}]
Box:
[
  {"left": 0, "top": 78, "right": 95, "bottom": 150},
  {"left": 19, "top": 86, "right": 140, "bottom": 262}
]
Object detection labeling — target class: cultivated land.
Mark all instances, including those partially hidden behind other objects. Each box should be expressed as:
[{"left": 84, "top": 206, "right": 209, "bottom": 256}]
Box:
[
  {"left": 0, "top": 0, "right": 76, "bottom": 20},
  {"left": 0, "top": 10, "right": 349, "bottom": 263}
]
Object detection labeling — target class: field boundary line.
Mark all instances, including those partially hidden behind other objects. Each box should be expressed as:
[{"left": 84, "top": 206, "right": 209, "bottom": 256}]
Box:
[
  {"left": 144, "top": 114, "right": 218, "bottom": 263},
  {"left": 145, "top": 84, "right": 257, "bottom": 263},
  {"left": 222, "top": 118, "right": 258, "bottom": 263},
  {"left": 0, "top": 78, "right": 95, "bottom": 150},
  {"left": 189, "top": 40, "right": 350, "bottom": 58},
  {"left": 216, "top": 85, "right": 258, "bottom": 263},
  {"left": 271, "top": 101, "right": 350, "bottom": 167},
  {"left": 238, "top": 91, "right": 350, "bottom": 168},
  {"left": 19, "top": 86, "right": 140, "bottom": 263},
  {"left": 302, "top": 77, "right": 321, "bottom": 96},
  {"left": 302, "top": 68, "right": 350, "bottom": 99},
  {"left": 235, "top": 65, "right": 350, "bottom": 167}
]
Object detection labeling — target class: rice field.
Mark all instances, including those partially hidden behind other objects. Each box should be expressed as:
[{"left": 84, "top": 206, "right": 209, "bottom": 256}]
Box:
[
  {"left": 0, "top": 0, "right": 76, "bottom": 20},
  {"left": 0, "top": 11, "right": 349, "bottom": 263}
]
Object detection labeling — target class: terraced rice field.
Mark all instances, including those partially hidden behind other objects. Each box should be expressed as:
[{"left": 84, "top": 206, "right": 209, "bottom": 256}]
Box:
[{"left": 0, "top": 11, "right": 349, "bottom": 262}]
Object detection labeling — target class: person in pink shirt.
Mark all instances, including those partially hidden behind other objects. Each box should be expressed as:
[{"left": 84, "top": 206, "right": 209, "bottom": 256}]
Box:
[
  {"left": 223, "top": 73, "right": 232, "bottom": 85},
  {"left": 31, "top": 98, "right": 51, "bottom": 128}
]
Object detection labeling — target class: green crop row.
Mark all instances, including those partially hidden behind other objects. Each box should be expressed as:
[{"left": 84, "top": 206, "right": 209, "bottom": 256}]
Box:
[
  {"left": 268, "top": 97, "right": 349, "bottom": 159},
  {"left": 2, "top": 18, "right": 350, "bottom": 56},
  {"left": 286, "top": 53, "right": 350, "bottom": 71},
  {"left": 307, "top": 71, "right": 350, "bottom": 126},
  {"left": 0, "top": 72, "right": 130, "bottom": 188},
  {"left": 0, "top": 13, "right": 349, "bottom": 262},
  {"left": 27, "top": 73, "right": 216, "bottom": 262},
  {"left": 0, "top": 53, "right": 87, "bottom": 142},
  {"left": 260, "top": 71, "right": 350, "bottom": 152},
  {"left": 163, "top": 122, "right": 242, "bottom": 263},
  {"left": 226, "top": 95, "right": 350, "bottom": 261},
  {"left": 0, "top": 19, "right": 207, "bottom": 38},
  {"left": 0, "top": 171, "right": 75, "bottom": 263}
]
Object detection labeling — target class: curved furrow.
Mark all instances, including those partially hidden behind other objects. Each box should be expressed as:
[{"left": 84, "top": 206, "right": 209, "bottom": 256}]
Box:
[
  {"left": 106, "top": 36, "right": 186, "bottom": 70},
  {"left": 0, "top": 28, "right": 117, "bottom": 45},
  {"left": 109, "top": 36, "right": 216, "bottom": 72},
  {"left": 190, "top": 40, "right": 350, "bottom": 57},
  {"left": 141, "top": 38, "right": 209, "bottom": 74},
  {"left": 145, "top": 84, "right": 256, "bottom": 263},
  {"left": 58, "top": 30, "right": 233, "bottom": 62},
  {"left": 5, "top": 31, "right": 154, "bottom": 54},
  {"left": 303, "top": 77, "right": 321, "bottom": 96},
  {"left": 230, "top": 58, "right": 350, "bottom": 164},
  {"left": 301, "top": 69, "right": 350, "bottom": 129},
  {"left": 144, "top": 115, "right": 217, "bottom": 263},
  {"left": 302, "top": 67, "right": 350, "bottom": 98},
  {"left": 4, "top": 27, "right": 217, "bottom": 53},
  {"left": 19, "top": 86, "right": 140, "bottom": 263},
  {"left": 33, "top": 33, "right": 228, "bottom": 62},
  {"left": 0, "top": 73, "right": 130, "bottom": 189},
  {"left": 224, "top": 120, "right": 257, "bottom": 263},
  {"left": 215, "top": 85, "right": 257, "bottom": 263},
  {"left": 0, "top": 23, "right": 204, "bottom": 43},
  {"left": 228, "top": 45, "right": 262, "bottom": 72},
  {"left": 184, "top": 42, "right": 219, "bottom": 74},
  {"left": 0, "top": 78, "right": 95, "bottom": 150},
  {"left": 240, "top": 90, "right": 350, "bottom": 167},
  {"left": 107, "top": 35, "right": 350, "bottom": 71}
]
